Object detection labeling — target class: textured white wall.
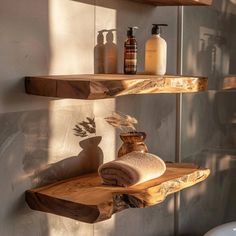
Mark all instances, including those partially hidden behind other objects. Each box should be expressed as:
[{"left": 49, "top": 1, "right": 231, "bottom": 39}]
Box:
[
  {"left": 180, "top": 0, "right": 236, "bottom": 235},
  {"left": 182, "top": 0, "right": 236, "bottom": 89},
  {"left": 0, "top": 0, "right": 178, "bottom": 236}
]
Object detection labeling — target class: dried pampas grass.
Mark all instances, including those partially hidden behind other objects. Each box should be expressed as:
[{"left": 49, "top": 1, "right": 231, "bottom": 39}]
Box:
[{"left": 105, "top": 112, "right": 138, "bottom": 131}]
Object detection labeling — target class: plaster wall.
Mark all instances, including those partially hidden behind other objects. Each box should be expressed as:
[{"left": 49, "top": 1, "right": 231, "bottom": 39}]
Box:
[
  {"left": 180, "top": 0, "right": 236, "bottom": 235},
  {"left": 1, "top": 0, "right": 234, "bottom": 235},
  {"left": 0, "top": 0, "right": 177, "bottom": 236}
]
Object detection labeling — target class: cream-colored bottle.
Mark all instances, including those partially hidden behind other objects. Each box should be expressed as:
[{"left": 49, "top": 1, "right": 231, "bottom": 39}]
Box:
[{"left": 145, "top": 24, "right": 168, "bottom": 75}]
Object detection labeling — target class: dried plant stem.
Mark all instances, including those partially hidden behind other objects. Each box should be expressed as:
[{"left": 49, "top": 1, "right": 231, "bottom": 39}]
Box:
[{"left": 105, "top": 111, "right": 138, "bottom": 132}]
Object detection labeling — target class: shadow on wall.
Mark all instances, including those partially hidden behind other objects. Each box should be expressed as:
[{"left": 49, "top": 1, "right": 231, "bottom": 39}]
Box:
[
  {"left": 179, "top": 90, "right": 236, "bottom": 235},
  {"left": 71, "top": 1, "right": 178, "bottom": 235},
  {"left": 0, "top": 0, "right": 52, "bottom": 235},
  {"left": 0, "top": 110, "right": 50, "bottom": 236},
  {"left": 73, "top": 0, "right": 177, "bottom": 75},
  {"left": 30, "top": 136, "right": 103, "bottom": 187},
  {"left": 184, "top": 0, "right": 236, "bottom": 90},
  {"left": 116, "top": 94, "right": 176, "bottom": 161},
  {"left": 0, "top": 0, "right": 51, "bottom": 111},
  {"left": 182, "top": 91, "right": 236, "bottom": 159},
  {"left": 197, "top": 33, "right": 226, "bottom": 88},
  {"left": 25, "top": 117, "right": 103, "bottom": 187},
  {"left": 180, "top": 150, "right": 236, "bottom": 235}
]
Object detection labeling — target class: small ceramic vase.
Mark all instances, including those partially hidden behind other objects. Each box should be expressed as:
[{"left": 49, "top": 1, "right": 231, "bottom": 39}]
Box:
[{"left": 118, "top": 131, "right": 148, "bottom": 158}]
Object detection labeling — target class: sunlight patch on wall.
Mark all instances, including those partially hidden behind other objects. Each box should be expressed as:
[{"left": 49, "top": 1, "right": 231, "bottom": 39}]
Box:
[
  {"left": 48, "top": 98, "right": 116, "bottom": 164},
  {"left": 198, "top": 26, "right": 229, "bottom": 77},
  {"left": 94, "top": 99, "right": 116, "bottom": 163},
  {"left": 48, "top": 0, "right": 94, "bottom": 74},
  {"left": 94, "top": 217, "right": 116, "bottom": 235},
  {"left": 185, "top": 95, "right": 197, "bottom": 139},
  {"left": 48, "top": 216, "right": 93, "bottom": 236},
  {"left": 167, "top": 197, "right": 175, "bottom": 213},
  {"left": 184, "top": 181, "right": 207, "bottom": 203},
  {"left": 214, "top": 0, "right": 236, "bottom": 17},
  {"left": 186, "top": 43, "right": 197, "bottom": 75},
  {"left": 95, "top": 5, "right": 117, "bottom": 43},
  {"left": 218, "top": 155, "right": 231, "bottom": 171},
  {"left": 48, "top": 99, "right": 95, "bottom": 162},
  {"left": 95, "top": 5, "right": 117, "bottom": 74}
]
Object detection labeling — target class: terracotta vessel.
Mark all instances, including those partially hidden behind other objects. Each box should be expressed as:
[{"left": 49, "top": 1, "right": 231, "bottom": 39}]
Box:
[{"left": 118, "top": 131, "right": 148, "bottom": 158}]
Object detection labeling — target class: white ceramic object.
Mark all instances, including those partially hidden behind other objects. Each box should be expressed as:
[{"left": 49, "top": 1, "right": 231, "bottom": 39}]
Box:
[
  {"left": 145, "top": 24, "right": 167, "bottom": 76},
  {"left": 204, "top": 222, "right": 236, "bottom": 236}
]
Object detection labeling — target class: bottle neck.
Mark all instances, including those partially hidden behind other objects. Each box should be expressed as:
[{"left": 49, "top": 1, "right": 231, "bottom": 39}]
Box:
[{"left": 152, "top": 34, "right": 160, "bottom": 37}]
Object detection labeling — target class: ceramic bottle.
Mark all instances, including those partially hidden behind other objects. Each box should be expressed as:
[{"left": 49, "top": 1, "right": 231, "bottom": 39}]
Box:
[{"left": 145, "top": 24, "right": 168, "bottom": 75}]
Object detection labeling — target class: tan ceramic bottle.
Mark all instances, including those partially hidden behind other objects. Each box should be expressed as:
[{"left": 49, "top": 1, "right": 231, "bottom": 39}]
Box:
[{"left": 145, "top": 24, "right": 168, "bottom": 75}]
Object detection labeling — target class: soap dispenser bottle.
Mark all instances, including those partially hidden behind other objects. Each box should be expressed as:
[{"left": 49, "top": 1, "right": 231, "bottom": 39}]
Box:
[
  {"left": 124, "top": 26, "right": 138, "bottom": 74},
  {"left": 145, "top": 24, "right": 168, "bottom": 75}
]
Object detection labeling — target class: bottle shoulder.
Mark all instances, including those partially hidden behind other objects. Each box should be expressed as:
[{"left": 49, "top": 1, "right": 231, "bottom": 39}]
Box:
[
  {"left": 146, "top": 35, "right": 166, "bottom": 47},
  {"left": 125, "top": 37, "right": 137, "bottom": 44},
  {"left": 147, "top": 35, "right": 166, "bottom": 42}
]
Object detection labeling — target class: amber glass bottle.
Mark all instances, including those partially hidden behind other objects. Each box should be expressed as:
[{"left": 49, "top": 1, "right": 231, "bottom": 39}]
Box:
[
  {"left": 124, "top": 27, "right": 138, "bottom": 74},
  {"left": 118, "top": 131, "right": 148, "bottom": 158}
]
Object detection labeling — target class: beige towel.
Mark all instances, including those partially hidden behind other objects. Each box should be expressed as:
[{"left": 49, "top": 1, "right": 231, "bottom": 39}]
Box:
[{"left": 98, "top": 151, "right": 166, "bottom": 187}]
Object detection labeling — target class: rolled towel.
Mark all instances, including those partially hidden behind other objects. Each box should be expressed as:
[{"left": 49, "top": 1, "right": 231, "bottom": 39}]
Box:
[{"left": 98, "top": 151, "right": 166, "bottom": 187}]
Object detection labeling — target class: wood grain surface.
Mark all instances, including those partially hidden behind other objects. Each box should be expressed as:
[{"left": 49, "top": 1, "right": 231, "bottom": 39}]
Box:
[
  {"left": 25, "top": 74, "right": 208, "bottom": 99},
  {"left": 223, "top": 76, "right": 236, "bottom": 90},
  {"left": 131, "top": 0, "right": 212, "bottom": 5},
  {"left": 25, "top": 163, "right": 210, "bottom": 223}
]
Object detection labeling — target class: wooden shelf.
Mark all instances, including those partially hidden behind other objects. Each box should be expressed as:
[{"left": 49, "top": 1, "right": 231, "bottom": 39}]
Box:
[
  {"left": 25, "top": 74, "right": 208, "bottom": 100},
  {"left": 25, "top": 163, "right": 210, "bottom": 223},
  {"left": 130, "top": 0, "right": 212, "bottom": 6},
  {"left": 223, "top": 76, "right": 236, "bottom": 90}
]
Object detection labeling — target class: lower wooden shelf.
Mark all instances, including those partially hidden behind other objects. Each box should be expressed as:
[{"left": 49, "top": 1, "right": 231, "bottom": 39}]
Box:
[{"left": 25, "top": 163, "right": 210, "bottom": 223}]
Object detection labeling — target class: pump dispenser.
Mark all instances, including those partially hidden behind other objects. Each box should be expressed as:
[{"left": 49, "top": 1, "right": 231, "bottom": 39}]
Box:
[
  {"left": 124, "top": 26, "right": 138, "bottom": 74},
  {"left": 145, "top": 24, "right": 168, "bottom": 75}
]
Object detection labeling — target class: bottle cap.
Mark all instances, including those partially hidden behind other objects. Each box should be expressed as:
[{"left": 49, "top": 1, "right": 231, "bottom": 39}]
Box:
[
  {"left": 127, "top": 26, "right": 139, "bottom": 37},
  {"left": 152, "top": 24, "right": 168, "bottom": 35}
]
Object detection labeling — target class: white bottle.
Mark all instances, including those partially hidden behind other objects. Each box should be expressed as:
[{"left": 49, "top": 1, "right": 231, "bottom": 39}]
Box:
[{"left": 145, "top": 24, "right": 168, "bottom": 75}]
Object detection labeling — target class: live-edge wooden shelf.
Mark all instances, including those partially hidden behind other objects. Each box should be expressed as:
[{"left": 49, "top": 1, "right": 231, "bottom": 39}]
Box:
[
  {"left": 223, "top": 76, "right": 236, "bottom": 90},
  {"left": 129, "top": 0, "right": 212, "bottom": 6},
  {"left": 25, "top": 74, "right": 208, "bottom": 100},
  {"left": 25, "top": 163, "right": 210, "bottom": 223}
]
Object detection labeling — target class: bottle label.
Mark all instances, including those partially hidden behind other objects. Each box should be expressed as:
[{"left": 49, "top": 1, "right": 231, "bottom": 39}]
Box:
[{"left": 124, "top": 45, "right": 137, "bottom": 74}]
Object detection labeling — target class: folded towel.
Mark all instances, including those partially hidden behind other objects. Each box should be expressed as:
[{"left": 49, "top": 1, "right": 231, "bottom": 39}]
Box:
[{"left": 98, "top": 151, "right": 166, "bottom": 187}]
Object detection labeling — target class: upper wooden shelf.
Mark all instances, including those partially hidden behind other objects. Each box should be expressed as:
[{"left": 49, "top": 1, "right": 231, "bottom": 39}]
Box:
[
  {"left": 25, "top": 74, "right": 208, "bottom": 100},
  {"left": 25, "top": 163, "right": 210, "bottom": 223},
  {"left": 130, "top": 0, "right": 212, "bottom": 6}
]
